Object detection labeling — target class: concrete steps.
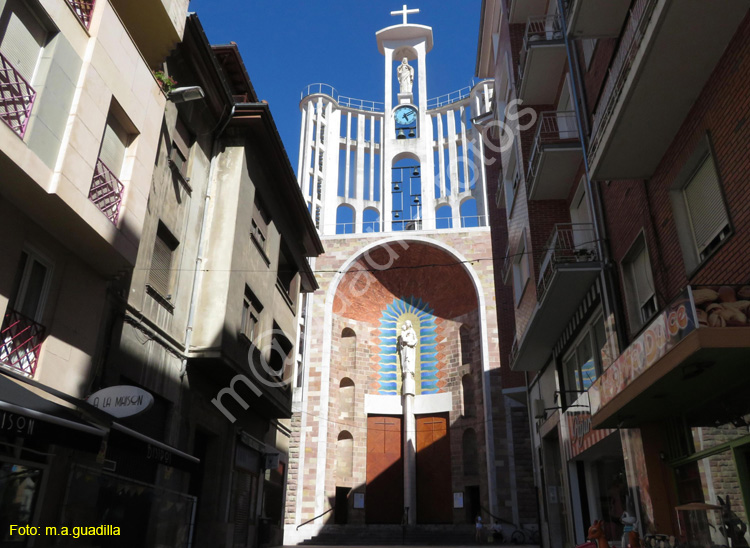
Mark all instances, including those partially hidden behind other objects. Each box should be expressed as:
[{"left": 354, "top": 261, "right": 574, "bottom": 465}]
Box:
[{"left": 300, "top": 524, "right": 477, "bottom": 545}]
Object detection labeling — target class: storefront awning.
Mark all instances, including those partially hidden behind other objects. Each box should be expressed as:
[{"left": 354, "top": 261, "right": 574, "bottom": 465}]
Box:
[
  {"left": 0, "top": 374, "right": 106, "bottom": 450},
  {"left": 591, "top": 327, "right": 750, "bottom": 429},
  {"left": 109, "top": 423, "right": 199, "bottom": 472}
]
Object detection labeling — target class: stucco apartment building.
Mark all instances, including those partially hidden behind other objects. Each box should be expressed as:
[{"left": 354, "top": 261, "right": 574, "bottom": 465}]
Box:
[
  {"left": 0, "top": 2, "right": 322, "bottom": 547},
  {"left": 477, "top": 1, "right": 750, "bottom": 547}
]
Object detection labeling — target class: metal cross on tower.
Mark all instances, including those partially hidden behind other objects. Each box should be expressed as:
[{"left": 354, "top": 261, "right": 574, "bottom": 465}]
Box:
[{"left": 390, "top": 4, "right": 420, "bottom": 25}]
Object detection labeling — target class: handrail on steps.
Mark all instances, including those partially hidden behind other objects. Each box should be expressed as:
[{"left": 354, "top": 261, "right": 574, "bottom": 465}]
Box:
[{"left": 296, "top": 506, "right": 334, "bottom": 530}]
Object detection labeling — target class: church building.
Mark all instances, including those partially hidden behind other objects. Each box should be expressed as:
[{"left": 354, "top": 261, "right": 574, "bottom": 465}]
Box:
[{"left": 284, "top": 7, "right": 535, "bottom": 542}]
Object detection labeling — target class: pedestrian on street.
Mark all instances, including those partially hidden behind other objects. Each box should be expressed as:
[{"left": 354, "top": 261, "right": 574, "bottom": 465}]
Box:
[{"left": 476, "top": 515, "right": 483, "bottom": 543}]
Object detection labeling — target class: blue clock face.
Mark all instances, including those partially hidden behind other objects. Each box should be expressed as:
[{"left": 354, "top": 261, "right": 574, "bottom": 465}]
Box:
[{"left": 395, "top": 106, "right": 417, "bottom": 125}]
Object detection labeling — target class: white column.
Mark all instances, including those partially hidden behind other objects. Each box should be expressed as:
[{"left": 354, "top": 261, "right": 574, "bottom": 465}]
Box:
[
  {"left": 460, "top": 105, "right": 470, "bottom": 192},
  {"left": 436, "top": 113, "right": 446, "bottom": 198},
  {"left": 404, "top": 391, "right": 416, "bottom": 525},
  {"left": 297, "top": 105, "right": 308, "bottom": 185},
  {"left": 355, "top": 113, "right": 366, "bottom": 232},
  {"left": 369, "top": 114, "right": 376, "bottom": 202},
  {"left": 344, "top": 111, "right": 352, "bottom": 200},
  {"left": 447, "top": 107, "right": 459, "bottom": 198}
]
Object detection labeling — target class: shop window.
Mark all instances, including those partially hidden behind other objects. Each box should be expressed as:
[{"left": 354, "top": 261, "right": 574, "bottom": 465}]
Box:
[
  {"left": 0, "top": 462, "right": 41, "bottom": 538},
  {"left": 621, "top": 233, "right": 657, "bottom": 334},
  {"left": 670, "top": 136, "right": 731, "bottom": 273},
  {"left": 513, "top": 229, "right": 530, "bottom": 306},
  {"left": 562, "top": 312, "right": 607, "bottom": 394},
  {"left": 240, "top": 286, "right": 263, "bottom": 346}
]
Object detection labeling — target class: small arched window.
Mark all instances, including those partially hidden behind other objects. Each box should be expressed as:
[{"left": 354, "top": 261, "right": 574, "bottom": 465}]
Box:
[
  {"left": 340, "top": 378, "right": 355, "bottom": 419},
  {"left": 462, "top": 374, "right": 475, "bottom": 417},
  {"left": 462, "top": 428, "right": 479, "bottom": 476},
  {"left": 337, "top": 431, "right": 354, "bottom": 478}
]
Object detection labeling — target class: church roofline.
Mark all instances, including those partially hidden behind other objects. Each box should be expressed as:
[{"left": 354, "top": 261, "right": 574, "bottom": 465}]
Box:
[{"left": 376, "top": 24, "right": 434, "bottom": 55}]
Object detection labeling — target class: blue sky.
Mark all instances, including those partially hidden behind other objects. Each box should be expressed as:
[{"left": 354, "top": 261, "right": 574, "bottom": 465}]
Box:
[{"left": 191, "top": 1, "right": 482, "bottom": 174}]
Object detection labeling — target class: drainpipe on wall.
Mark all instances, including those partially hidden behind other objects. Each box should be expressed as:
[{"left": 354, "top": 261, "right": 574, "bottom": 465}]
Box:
[
  {"left": 556, "top": 0, "right": 628, "bottom": 353},
  {"left": 180, "top": 105, "right": 235, "bottom": 379}
]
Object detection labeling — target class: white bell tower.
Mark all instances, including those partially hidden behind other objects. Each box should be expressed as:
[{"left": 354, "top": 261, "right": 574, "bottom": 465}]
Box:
[
  {"left": 296, "top": 6, "right": 494, "bottom": 237},
  {"left": 378, "top": 5, "right": 436, "bottom": 231}
]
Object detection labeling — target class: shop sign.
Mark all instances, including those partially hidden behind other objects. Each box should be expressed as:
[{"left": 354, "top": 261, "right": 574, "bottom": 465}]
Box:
[
  {"left": 146, "top": 443, "right": 172, "bottom": 466},
  {"left": 0, "top": 411, "right": 35, "bottom": 436},
  {"left": 561, "top": 393, "right": 615, "bottom": 460},
  {"left": 589, "top": 288, "right": 696, "bottom": 415},
  {"left": 87, "top": 386, "right": 154, "bottom": 418}
]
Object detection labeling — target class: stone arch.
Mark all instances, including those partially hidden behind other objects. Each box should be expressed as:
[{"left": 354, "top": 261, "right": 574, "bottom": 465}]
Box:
[
  {"left": 316, "top": 236, "right": 499, "bottom": 517},
  {"left": 462, "top": 428, "right": 479, "bottom": 476},
  {"left": 336, "top": 430, "right": 354, "bottom": 478}
]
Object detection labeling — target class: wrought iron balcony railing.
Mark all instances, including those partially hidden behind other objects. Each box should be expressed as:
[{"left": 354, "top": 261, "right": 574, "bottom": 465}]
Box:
[
  {"left": 518, "top": 14, "right": 564, "bottom": 85},
  {"left": 537, "top": 223, "right": 599, "bottom": 303},
  {"left": 589, "top": 0, "right": 658, "bottom": 162},
  {"left": 0, "top": 53, "right": 37, "bottom": 139},
  {"left": 1, "top": 308, "right": 46, "bottom": 376},
  {"left": 66, "top": 0, "right": 95, "bottom": 29},
  {"left": 527, "top": 111, "right": 579, "bottom": 193},
  {"left": 89, "top": 158, "right": 125, "bottom": 225}
]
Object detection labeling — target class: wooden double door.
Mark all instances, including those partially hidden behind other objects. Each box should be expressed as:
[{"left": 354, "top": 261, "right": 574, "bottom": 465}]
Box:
[{"left": 365, "top": 413, "right": 452, "bottom": 524}]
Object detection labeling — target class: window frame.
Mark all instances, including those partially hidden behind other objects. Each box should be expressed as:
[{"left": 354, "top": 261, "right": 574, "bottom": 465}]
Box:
[
  {"left": 11, "top": 246, "right": 53, "bottom": 324},
  {"left": 146, "top": 221, "right": 179, "bottom": 307},
  {"left": 240, "top": 286, "right": 263, "bottom": 346},
  {"left": 561, "top": 309, "right": 606, "bottom": 397},
  {"left": 669, "top": 133, "right": 733, "bottom": 277},
  {"left": 620, "top": 231, "right": 658, "bottom": 334},
  {"left": 512, "top": 229, "right": 530, "bottom": 306},
  {"left": 251, "top": 195, "right": 270, "bottom": 261}
]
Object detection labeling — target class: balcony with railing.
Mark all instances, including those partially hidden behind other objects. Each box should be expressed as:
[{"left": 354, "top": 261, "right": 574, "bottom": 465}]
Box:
[
  {"left": 588, "top": 0, "right": 749, "bottom": 180},
  {"left": 517, "top": 14, "right": 567, "bottom": 104},
  {"left": 108, "top": 0, "right": 189, "bottom": 67},
  {"left": 0, "top": 53, "right": 37, "bottom": 139},
  {"left": 65, "top": 0, "right": 96, "bottom": 29},
  {"left": 1, "top": 309, "right": 45, "bottom": 376},
  {"left": 510, "top": 223, "right": 602, "bottom": 372},
  {"left": 565, "top": 0, "right": 630, "bottom": 38},
  {"left": 526, "top": 111, "right": 582, "bottom": 200},
  {"left": 506, "top": 0, "right": 548, "bottom": 24},
  {"left": 89, "top": 158, "right": 124, "bottom": 225}
]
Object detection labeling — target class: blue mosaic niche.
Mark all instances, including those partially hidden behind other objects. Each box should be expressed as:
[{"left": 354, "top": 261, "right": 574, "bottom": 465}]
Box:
[{"left": 377, "top": 297, "right": 439, "bottom": 395}]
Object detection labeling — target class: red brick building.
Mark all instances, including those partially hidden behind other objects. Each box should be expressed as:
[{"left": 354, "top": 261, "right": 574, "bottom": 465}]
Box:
[{"left": 477, "top": 0, "right": 750, "bottom": 547}]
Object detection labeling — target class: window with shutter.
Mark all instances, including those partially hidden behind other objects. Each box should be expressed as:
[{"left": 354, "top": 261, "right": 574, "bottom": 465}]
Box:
[
  {"left": 169, "top": 117, "right": 192, "bottom": 183},
  {"left": 683, "top": 153, "right": 730, "bottom": 259},
  {"left": 251, "top": 197, "right": 270, "bottom": 257},
  {"left": 622, "top": 234, "right": 657, "bottom": 332},
  {"left": 670, "top": 136, "right": 732, "bottom": 273},
  {"left": 512, "top": 230, "right": 530, "bottom": 306},
  {"left": 148, "top": 223, "right": 178, "bottom": 301},
  {"left": 0, "top": 0, "right": 47, "bottom": 84}
]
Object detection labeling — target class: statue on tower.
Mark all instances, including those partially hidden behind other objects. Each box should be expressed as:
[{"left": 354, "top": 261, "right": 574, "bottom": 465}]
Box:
[
  {"left": 398, "top": 58, "right": 414, "bottom": 95},
  {"left": 399, "top": 320, "right": 418, "bottom": 375}
]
